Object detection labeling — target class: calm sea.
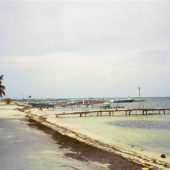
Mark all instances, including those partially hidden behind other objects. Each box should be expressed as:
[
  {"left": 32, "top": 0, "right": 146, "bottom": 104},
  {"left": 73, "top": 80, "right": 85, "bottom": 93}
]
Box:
[
  {"left": 107, "top": 97, "right": 170, "bottom": 159},
  {"left": 107, "top": 97, "right": 170, "bottom": 109}
]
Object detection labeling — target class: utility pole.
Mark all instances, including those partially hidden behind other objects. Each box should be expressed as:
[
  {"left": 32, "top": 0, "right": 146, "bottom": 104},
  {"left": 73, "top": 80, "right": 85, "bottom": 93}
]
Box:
[{"left": 138, "top": 87, "right": 141, "bottom": 109}]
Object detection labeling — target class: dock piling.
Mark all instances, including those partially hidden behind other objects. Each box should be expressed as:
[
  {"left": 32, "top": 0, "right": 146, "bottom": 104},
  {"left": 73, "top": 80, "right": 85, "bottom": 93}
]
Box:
[{"left": 56, "top": 108, "right": 170, "bottom": 118}]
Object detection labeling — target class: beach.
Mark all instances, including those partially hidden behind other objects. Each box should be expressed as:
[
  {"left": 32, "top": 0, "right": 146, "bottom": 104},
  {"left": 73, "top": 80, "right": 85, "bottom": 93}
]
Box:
[
  {"left": 23, "top": 97, "right": 170, "bottom": 169},
  {"left": 27, "top": 108, "right": 170, "bottom": 169},
  {"left": 1, "top": 100, "right": 170, "bottom": 169},
  {"left": 0, "top": 103, "right": 141, "bottom": 170}
]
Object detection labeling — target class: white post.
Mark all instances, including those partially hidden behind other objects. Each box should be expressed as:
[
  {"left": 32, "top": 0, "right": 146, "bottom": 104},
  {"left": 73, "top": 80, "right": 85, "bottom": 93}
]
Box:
[{"left": 138, "top": 87, "right": 141, "bottom": 109}]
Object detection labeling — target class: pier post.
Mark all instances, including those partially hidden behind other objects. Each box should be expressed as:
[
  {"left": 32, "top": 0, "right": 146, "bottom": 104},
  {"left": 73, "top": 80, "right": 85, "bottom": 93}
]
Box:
[{"left": 129, "top": 111, "right": 131, "bottom": 115}]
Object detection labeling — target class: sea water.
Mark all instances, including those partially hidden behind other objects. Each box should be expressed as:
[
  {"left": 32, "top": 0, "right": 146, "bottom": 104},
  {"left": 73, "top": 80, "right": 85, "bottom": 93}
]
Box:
[
  {"left": 109, "top": 97, "right": 170, "bottom": 157},
  {"left": 109, "top": 97, "right": 170, "bottom": 109},
  {"left": 109, "top": 115, "right": 170, "bottom": 156}
]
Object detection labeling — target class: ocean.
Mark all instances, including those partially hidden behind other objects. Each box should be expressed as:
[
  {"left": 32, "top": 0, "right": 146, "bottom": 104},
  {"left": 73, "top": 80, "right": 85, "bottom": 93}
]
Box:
[
  {"left": 108, "top": 97, "right": 170, "bottom": 161},
  {"left": 114, "top": 97, "right": 170, "bottom": 109}
]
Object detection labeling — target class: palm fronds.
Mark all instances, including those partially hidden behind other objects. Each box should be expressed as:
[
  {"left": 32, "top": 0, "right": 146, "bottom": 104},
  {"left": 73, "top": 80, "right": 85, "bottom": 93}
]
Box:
[{"left": 0, "top": 75, "right": 5, "bottom": 97}]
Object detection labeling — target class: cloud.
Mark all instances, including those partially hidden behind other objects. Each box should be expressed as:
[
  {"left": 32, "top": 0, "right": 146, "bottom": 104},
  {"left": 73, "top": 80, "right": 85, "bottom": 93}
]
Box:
[
  {"left": 0, "top": 1, "right": 170, "bottom": 97},
  {"left": 1, "top": 49, "right": 170, "bottom": 98},
  {"left": 1, "top": 1, "right": 170, "bottom": 55}
]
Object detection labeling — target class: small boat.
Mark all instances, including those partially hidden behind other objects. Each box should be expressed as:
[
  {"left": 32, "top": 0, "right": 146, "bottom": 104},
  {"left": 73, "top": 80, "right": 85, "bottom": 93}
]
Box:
[
  {"left": 110, "top": 98, "right": 135, "bottom": 103},
  {"left": 29, "top": 102, "right": 54, "bottom": 108}
]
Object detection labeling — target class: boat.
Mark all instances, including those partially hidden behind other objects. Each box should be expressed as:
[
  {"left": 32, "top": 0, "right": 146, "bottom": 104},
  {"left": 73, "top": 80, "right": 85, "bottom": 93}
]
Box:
[
  {"left": 110, "top": 98, "right": 135, "bottom": 103},
  {"left": 29, "top": 102, "right": 54, "bottom": 108}
]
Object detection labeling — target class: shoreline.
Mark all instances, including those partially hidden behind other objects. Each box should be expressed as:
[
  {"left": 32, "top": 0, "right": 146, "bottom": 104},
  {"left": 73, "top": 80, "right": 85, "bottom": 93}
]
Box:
[
  {"left": 23, "top": 107, "right": 169, "bottom": 170},
  {"left": 0, "top": 103, "right": 142, "bottom": 169},
  {"left": 11, "top": 102, "right": 170, "bottom": 169},
  {"left": 1, "top": 104, "right": 112, "bottom": 170},
  {"left": 26, "top": 118, "right": 141, "bottom": 170}
]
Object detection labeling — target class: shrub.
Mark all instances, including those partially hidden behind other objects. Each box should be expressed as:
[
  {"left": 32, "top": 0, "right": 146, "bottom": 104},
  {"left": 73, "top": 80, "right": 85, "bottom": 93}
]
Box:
[{"left": 4, "top": 98, "right": 12, "bottom": 104}]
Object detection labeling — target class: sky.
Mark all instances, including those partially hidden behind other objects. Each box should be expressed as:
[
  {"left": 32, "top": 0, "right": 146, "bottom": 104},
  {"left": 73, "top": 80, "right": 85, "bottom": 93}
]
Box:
[{"left": 0, "top": 0, "right": 170, "bottom": 98}]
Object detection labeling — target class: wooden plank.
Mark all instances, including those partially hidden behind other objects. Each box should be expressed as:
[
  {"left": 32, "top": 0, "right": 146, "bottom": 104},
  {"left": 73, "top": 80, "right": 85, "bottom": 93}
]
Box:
[{"left": 55, "top": 108, "right": 170, "bottom": 117}]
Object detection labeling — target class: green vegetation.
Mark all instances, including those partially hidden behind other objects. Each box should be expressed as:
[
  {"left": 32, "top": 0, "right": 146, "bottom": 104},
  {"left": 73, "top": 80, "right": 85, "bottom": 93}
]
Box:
[
  {"left": 0, "top": 75, "right": 5, "bottom": 98},
  {"left": 4, "top": 98, "right": 12, "bottom": 104}
]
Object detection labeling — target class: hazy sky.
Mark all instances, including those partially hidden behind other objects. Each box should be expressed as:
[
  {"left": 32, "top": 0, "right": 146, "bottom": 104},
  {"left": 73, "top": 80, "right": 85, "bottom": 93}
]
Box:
[{"left": 0, "top": 1, "right": 170, "bottom": 98}]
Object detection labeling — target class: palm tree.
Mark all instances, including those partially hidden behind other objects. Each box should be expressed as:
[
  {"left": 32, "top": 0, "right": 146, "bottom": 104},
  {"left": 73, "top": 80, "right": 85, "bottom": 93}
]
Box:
[{"left": 0, "top": 75, "right": 5, "bottom": 98}]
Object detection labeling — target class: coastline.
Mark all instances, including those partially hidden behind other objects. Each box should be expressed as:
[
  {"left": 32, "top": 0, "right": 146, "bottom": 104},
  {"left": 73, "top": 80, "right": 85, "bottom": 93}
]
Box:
[
  {"left": 22, "top": 105, "right": 170, "bottom": 169},
  {"left": 1, "top": 102, "right": 169, "bottom": 169},
  {"left": 0, "top": 104, "right": 113, "bottom": 170},
  {"left": 0, "top": 103, "right": 141, "bottom": 170},
  {"left": 26, "top": 117, "right": 141, "bottom": 170}
]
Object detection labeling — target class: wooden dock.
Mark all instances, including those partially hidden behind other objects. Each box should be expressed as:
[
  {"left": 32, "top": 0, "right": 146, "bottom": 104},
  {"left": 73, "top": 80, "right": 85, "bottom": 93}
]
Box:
[{"left": 55, "top": 108, "right": 170, "bottom": 117}]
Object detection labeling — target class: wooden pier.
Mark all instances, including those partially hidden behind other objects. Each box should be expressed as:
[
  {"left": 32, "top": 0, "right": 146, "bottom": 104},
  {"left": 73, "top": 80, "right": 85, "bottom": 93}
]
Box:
[{"left": 55, "top": 108, "right": 170, "bottom": 117}]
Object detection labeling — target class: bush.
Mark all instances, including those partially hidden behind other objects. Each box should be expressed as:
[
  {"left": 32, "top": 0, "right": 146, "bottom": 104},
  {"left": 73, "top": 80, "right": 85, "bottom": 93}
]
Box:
[{"left": 4, "top": 98, "right": 12, "bottom": 104}]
